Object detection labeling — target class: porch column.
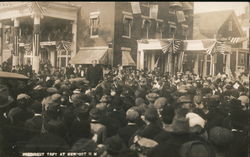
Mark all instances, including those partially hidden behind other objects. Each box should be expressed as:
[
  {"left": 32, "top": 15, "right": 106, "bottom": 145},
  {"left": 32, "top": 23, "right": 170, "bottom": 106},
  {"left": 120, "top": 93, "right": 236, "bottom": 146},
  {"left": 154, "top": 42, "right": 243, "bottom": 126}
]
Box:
[
  {"left": 203, "top": 55, "right": 207, "bottom": 77},
  {"left": 168, "top": 53, "right": 173, "bottom": 74},
  {"left": 164, "top": 54, "right": 168, "bottom": 73},
  {"left": 151, "top": 53, "right": 155, "bottom": 70},
  {"left": 50, "top": 50, "right": 55, "bottom": 67},
  {"left": 193, "top": 54, "right": 199, "bottom": 75},
  {"left": 0, "top": 23, "right": 2, "bottom": 64},
  {"left": 71, "top": 20, "right": 77, "bottom": 57},
  {"left": 32, "top": 15, "right": 41, "bottom": 73},
  {"left": 140, "top": 50, "right": 144, "bottom": 70},
  {"left": 225, "top": 53, "right": 231, "bottom": 74},
  {"left": 12, "top": 18, "right": 20, "bottom": 67}
]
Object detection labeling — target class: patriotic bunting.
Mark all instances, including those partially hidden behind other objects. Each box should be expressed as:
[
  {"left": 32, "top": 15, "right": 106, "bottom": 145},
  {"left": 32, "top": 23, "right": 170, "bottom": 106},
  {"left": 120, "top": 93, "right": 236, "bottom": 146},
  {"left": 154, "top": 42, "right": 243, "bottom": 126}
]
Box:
[
  {"left": 56, "top": 41, "right": 72, "bottom": 54},
  {"left": 206, "top": 41, "right": 217, "bottom": 55},
  {"left": 229, "top": 37, "right": 248, "bottom": 44},
  {"left": 160, "top": 40, "right": 182, "bottom": 54}
]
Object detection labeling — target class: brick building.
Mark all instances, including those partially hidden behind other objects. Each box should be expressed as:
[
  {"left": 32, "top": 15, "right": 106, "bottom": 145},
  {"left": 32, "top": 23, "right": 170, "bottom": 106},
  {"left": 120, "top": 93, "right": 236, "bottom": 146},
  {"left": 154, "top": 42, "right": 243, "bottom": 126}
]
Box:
[{"left": 70, "top": 2, "right": 194, "bottom": 74}]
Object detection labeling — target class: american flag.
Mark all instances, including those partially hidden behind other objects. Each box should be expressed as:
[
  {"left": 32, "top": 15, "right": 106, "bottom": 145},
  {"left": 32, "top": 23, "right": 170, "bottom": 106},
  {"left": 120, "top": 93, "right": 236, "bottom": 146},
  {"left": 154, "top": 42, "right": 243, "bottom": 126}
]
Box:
[{"left": 160, "top": 40, "right": 182, "bottom": 54}]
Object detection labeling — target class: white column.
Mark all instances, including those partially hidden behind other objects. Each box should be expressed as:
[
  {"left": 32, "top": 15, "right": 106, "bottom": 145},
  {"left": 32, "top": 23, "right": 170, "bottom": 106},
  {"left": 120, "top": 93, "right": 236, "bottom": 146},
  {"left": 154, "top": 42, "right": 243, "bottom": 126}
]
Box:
[
  {"left": 71, "top": 20, "right": 77, "bottom": 58},
  {"left": 32, "top": 15, "right": 41, "bottom": 73},
  {"left": 225, "top": 53, "right": 231, "bottom": 74},
  {"left": 203, "top": 55, "right": 207, "bottom": 77},
  {"left": 137, "top": 50, "right": 140, "bottom": 69},
  {"left": 140, "top": 50, "right": 144, "bottom": 70},
  {"left": 193, "top": 55, "right": 199, "bottom": 75},
  {"left": 12, "top": 18, "right": 20, "bottom": 67},
  {"left": 50, "top": 50, "right": 55, "bottom": 67},
  {"left": 151, "top": 53, "right": 155, "bottom": 70}
]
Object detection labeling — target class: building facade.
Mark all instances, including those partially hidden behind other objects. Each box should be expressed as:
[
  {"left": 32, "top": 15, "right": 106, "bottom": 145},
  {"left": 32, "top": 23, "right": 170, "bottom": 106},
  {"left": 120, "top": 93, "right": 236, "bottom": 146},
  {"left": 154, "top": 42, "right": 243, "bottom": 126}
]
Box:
[
  {"left": 193, "top": 10, "right": 248, "bottom": 76},
  {"left": 0, "top": 2, "right": 78, "bottom": 73},
  {"left": 70, "top": 2, "right": 194, "bottom": 74},
  {"left": 0, "top": 2, "right": 194, "bottom": 74}
]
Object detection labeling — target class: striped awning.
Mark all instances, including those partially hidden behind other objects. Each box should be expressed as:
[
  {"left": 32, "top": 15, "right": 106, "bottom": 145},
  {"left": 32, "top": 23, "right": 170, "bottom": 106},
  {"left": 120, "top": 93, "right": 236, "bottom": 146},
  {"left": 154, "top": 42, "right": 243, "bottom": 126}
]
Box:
[
  {"left": 70, "top": 47, "right": 108, "bottom": 64},
  {"left": 122, "top": 51, "right": 136, "bottom": 66}
]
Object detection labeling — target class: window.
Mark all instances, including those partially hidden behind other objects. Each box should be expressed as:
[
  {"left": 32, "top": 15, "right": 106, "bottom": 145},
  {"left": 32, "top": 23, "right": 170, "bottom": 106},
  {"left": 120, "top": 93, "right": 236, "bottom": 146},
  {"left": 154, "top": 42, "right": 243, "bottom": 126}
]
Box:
[
  {"left": 239, "top": 53, "right": 245, "bottom": 65},
  {"left": 141, "top": 2, "right": 150, "bottom": 7},
  {"left": 228, "top": 20, "right": 233, "bottom": 31},
  {"left": 90, "top": 12, "right": 100, "bottom": 38},
  {"left": 168, "top": 21, "right": 176, "bottom": 37},
  {"left": 156, "top": 19, "right": 163, "bottom": 39},
  {"left": 181, "top": 24, "right": 188, "bottom": 38},
  {"left": 57, "top": 49, "right": 71, "bottom": 67},
  {"left": 122, "top": 12, "right": 133, "bottom": 38},
  {"left": 141, "top": 16, "right": 151, "bottom": 39},
  {"left": 169, "top": 8, "right": 175, "bottom": 14}
]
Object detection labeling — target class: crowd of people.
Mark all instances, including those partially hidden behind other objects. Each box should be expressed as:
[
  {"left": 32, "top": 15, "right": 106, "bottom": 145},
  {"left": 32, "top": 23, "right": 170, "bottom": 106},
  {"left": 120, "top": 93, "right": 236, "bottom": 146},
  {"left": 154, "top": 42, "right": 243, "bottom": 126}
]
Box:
[{"left": 0, "top": 60, "right": 249, "bottom": 157}]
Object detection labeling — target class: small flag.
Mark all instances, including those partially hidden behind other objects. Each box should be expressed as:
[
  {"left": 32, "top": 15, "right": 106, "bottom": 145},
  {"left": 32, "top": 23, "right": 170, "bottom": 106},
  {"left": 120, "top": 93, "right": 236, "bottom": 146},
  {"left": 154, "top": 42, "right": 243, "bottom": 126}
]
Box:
[
  {"left": 154, "top": 57, "right": 159, "bottom": 68},
  {"left": 131, "top": 2, "right": 141, "bottom": 14}
]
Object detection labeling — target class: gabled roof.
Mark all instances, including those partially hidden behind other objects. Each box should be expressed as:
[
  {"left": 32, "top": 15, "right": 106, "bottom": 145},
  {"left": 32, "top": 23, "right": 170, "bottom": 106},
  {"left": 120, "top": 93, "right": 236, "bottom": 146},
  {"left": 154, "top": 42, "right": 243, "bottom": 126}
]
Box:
[{"left": 193, "top": 10, "right": 244, "bottom": 39}]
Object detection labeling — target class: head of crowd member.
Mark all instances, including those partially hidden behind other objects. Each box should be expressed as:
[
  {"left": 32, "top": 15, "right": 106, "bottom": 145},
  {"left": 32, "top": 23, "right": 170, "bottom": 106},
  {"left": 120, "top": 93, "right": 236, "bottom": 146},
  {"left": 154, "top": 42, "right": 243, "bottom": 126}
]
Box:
[
  {"left": 146, "top": 93, "right": 159, "bottom": 105},
  {"left": 164, "top": 108, "right": 189, "bottom": 134},
  {"left": 208, "top": 127, "right": 233, "bottom": 154},
  {"left": 126, "top": 108, "right": 140, "bottom": 123},
  {"left": 89, "top": 107, "right": 102, "bottom": 122},
  {"left": 179, "top": 140, "right": 216, "bottom": 157},
  {"left": 177, "top": 95, "right": 193, "bottom": 110},
  {"left": 206, "top": 95, "right": 220, "bottom": 110},
  {"left": 238, "top": 95, "right": 249, "bottom": 111},
  {"left": 91, "top": 60, "right": 97, "bottom": 67},
  {"left": 144, "top": 107, "right": 159, "bottom": 124},
  {"left": 193, "top": 95, "right": 204, "bottom": 109},
  {"left": 16, "top": 93, "right": 32, "bottom": 109}
]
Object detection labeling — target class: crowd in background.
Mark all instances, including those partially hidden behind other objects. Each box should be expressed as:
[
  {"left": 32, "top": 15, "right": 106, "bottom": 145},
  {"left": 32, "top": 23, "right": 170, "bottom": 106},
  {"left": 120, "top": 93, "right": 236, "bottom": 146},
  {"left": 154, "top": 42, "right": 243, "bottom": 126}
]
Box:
[{"left": 0, "top": 60, "right": 249, "bottom": 157}]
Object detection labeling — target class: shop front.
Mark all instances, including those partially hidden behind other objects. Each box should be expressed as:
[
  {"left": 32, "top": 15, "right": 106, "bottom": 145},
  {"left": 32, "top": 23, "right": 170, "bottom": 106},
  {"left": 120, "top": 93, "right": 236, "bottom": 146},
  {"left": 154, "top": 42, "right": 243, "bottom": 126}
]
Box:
[{"left": 137, "top": 39, "right": 183, "bottom": 74}]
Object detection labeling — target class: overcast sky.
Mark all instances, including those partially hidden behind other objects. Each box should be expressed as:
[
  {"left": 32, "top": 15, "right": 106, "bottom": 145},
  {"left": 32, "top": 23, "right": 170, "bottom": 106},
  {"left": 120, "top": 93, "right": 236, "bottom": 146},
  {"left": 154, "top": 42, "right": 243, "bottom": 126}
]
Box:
[{"left": 194, "top": 2, "right": 249, "bottom": 15}]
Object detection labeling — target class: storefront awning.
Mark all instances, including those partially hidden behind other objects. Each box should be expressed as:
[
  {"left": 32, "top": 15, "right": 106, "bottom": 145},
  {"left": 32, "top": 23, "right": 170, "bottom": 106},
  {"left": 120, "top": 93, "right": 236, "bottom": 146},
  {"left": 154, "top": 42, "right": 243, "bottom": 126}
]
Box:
[
  {"left": 183, "top": 40, "right": 206, "bottom": 52},
  {"left": 122, "top": 51, "right": 136, "bottom": 66},
  {"left": 69, "top": 47, "right": 108, "bottom": 64}
]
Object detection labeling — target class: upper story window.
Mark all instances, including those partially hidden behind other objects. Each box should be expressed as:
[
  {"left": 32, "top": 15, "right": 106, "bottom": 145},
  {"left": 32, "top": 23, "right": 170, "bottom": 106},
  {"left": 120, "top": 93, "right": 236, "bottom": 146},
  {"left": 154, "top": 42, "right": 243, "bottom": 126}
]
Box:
[
  {"left": 141, "top": 16, "right": 151, "bottom": 39},
  {"left": 228, "top": 20, "right": 233, "bottom": 31},
  {"left": 169, "top": 8, "right": 175, "bottom": 15},
  {"left": 89, "top": 12, "right": 100, "bottom": 38},
  {"left": 141, "top": 2, "right": 150, "bottom": 7},
  {"left": 156, "top": 19, "right": 164, "bottom": 39},
  {"left": 239, "top": 53, "right": 245, "bottom": 65},
  {"left": 122, "top": 12, "right": 133, "bottom": 38},
  {"left": 181, "top": 24, "right": 188, "bottom": 38},
  {"left": 168, "top": 21, "right": 176, "bottom": 37}
]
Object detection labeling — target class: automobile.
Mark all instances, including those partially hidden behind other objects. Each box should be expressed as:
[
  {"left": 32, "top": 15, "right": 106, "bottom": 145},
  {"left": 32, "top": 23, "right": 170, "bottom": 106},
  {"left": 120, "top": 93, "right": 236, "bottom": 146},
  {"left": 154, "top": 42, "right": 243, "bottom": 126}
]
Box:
[{"left": 0, "top": 71, "right": 29, "bottom": 98}]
